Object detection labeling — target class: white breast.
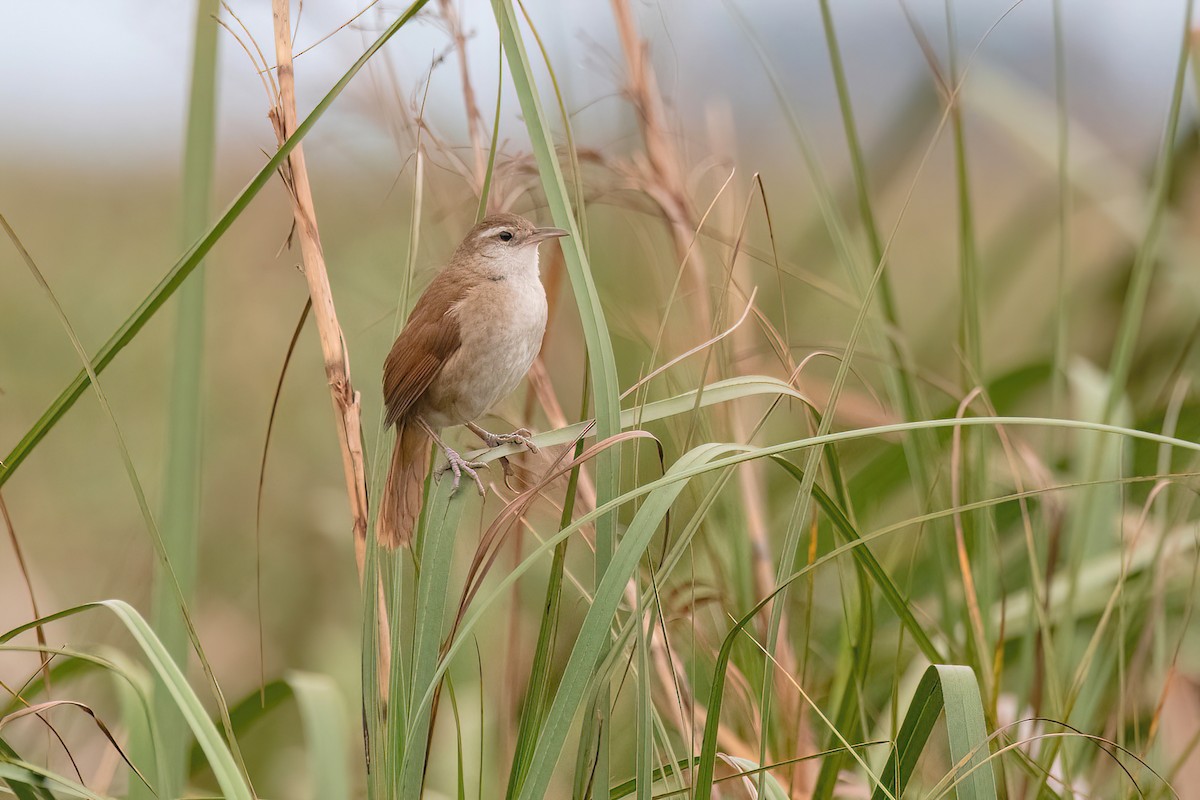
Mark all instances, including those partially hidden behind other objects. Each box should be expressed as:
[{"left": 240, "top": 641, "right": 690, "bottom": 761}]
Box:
[{"left": 425, "top": 265, "right": 547, "bottom": 428}]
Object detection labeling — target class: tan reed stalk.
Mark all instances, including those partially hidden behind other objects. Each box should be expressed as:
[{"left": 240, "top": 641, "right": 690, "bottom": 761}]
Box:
[
  {"left": 437, "top": 0, "right": 489, "bottom": 190},
  {"left": 267, "top": 0, "right": 390, "bottom": 698},
  {"left": 267, "top": 0, "right": 371, "bottom": 576},
  {"left": 609, "top": 0, "right": 713, "bottom": 334}
]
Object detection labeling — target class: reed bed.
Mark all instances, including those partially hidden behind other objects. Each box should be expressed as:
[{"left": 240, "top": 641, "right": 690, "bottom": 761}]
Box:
[{"left": 1, "top": 1, "right": 1199, "bottom": 798}]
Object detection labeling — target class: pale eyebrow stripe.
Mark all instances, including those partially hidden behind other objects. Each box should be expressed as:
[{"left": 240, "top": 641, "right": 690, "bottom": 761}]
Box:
[{"left": 477, "top": 227, "right": 506, "bottom": 238}]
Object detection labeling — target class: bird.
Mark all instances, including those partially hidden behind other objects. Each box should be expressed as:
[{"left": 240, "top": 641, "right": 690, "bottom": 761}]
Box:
[{"left": 376, "top": 212, "right": 568, "bottom": 548}]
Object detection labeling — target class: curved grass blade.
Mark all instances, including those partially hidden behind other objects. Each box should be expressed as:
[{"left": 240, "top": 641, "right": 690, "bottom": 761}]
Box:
[
  {"left": 406, "top": 414, "right": 1200, "bottom": 799},
  {"left": 0, "top": 0, "right": 432, "bottom": 489},
  {"left": 0, "top": 701, "right": 152, "bottom": 791},
  {"left": 1, "top": 700, "right": 150, "bottom": 786},
  {"left": 492, "top": 2, "right": 623, "bottom": 787},
  {"left": 514, "top": 443, "right": 738, "bottom": 800},
  {"left": 720, "top": 755, "right": 790, "bottom": 799},
  {"left": 255, "top": 297, "right": 311, "bottom": 700},
  {"left": 0, "top": 760, "right": 109, "bottom": 800},
  {"left": 0, "top": 657, "right": 97, "bottom": 719},
  {"left": 286, "top": 671, "right": 351, "bottom": 800},
  {"left": 691, "top": 549, "right": 891, "bottom": 800},
  {"left": 0, "top": 738, "right": 54, "bottom": 800},
  {"left": 609, "top": 745, "right": 886, "bottom": 799},
  {"left": 1, "top": 644, "right": 161, "bottom": 776},
  {"left": 0, "top": 493, "right": 49, "bottom": 697},
  {"left": 870, "top": 665, "right": 997, "bottom": 800},
  {"left": 513, "top": 0, "right": 589, "bottom": 248},
  {"left": 190, "top": 674, "right": 350, "bottom": 798},
  {"left": 0, "top": 601, "right": 253, "bottom": 800},
  {"left": 471, "top": 376, "right": 810, "bottom": 462},
  {"left": 2, "top": 214, "right": 254, "bottom": 785},
  {"left": 188, "top": 679, "right": 292, "bottom": 776},
  {"left": 770, "top": 456, "right": 942, "bottom": 663}
]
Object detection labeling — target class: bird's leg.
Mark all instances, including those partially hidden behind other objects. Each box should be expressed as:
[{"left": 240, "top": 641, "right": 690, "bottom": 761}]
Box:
[
  {"left": 466, "top": 420, "right": 540, "bottom": 454},
  {"left": 417, "top": 418, "right": 486, "bottom": 496}
]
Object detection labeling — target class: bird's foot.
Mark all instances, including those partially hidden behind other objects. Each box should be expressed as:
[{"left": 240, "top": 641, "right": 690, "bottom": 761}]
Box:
[
  {"left": 436, "top": 446, "right": 487, "bottom": 496},
  {"left": 477, "top": 426, "right": 540, "bottom": 454}
]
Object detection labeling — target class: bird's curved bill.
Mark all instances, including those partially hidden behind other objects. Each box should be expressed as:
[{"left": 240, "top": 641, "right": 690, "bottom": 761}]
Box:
[{"left": 529, "top": 226, "right": 569, "bottom": 243}]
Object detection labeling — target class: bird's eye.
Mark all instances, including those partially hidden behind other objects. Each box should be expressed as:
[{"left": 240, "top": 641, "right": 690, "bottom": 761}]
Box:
[{"left": 498, "top": 230, "right": 514, "bottom": 242}]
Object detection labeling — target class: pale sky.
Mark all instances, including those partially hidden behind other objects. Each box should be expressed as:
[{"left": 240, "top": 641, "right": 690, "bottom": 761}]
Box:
[{"left": 0, "top": 0, "right": 1192, "bottom": 167}]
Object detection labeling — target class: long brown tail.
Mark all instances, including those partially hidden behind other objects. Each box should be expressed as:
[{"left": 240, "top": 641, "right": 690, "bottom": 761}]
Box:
[{"left": 376, "top": 421, "right": 430, "bottom": 548}]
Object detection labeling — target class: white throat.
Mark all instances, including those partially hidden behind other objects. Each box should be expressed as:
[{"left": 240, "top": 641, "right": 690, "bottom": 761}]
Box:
[{"left": 504, "top": 244, "right": 540, "bottom": 277}]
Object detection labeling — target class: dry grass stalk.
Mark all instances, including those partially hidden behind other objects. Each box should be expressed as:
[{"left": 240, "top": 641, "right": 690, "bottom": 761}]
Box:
[
  {"left": 267, "top": 0, "right": 394, "bottom": 705},
  {"left": 436, "top": 0, "right": 489, "bottom": 190},
  {"left": 0, "top": 491, "right": 49, "bottom": 689},
  {"left": 265, "top": 0, "right": 401, "bottom": 714},
  {"left": 723, "top": 334, "right": 825, "bottom": 793},
  {"left": 610, "top": 0, "right": 713, "bottom": 332},
  {"left": 705, "top": 117, "right": 786, "bottom": 635},
  {"left": 609, "top": 4, "right": 821, "bottom": 783},
  {"left": 267, "top": 0, "right": 371, "bottom": 577}
]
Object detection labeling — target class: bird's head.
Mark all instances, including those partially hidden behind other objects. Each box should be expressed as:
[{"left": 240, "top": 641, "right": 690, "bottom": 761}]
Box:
[{"left": 455, "top": 212, "right": 568, "bottom": 273}]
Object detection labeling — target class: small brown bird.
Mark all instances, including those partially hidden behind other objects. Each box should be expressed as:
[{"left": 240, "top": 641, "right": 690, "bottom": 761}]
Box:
[{"left": 376, "top": 212, "right": 568, "bottom": 548}]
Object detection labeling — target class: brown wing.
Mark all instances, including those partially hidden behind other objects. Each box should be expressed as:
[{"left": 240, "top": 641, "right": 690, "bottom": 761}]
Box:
[{"left": 382, "top": 268, "right": 467, "bottom": 427}]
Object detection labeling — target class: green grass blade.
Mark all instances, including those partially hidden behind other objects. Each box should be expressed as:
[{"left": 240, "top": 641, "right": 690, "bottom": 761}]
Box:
[
  {"left": 0, "top": 658, "right": 98, "bottom": 719},
  {"left": 476, "top": 33, "right": 504, "bottom": 222},
  {"left": 769, "top": 457, "right": 943, "bottom": 662},
  {"left": 505, "top": 434, "right": 587, "bottom": 798},
  {"left": 0, "top": 738, "right": 54, "bottom": 800},
  {"left": 814, "top": 0, "right": 916, "bottom": 365},
  {"left": 490, "top": 417, "right": 1199, "bottom": 503},
  {"left": 870, "top": 665, "right": 997, "bottom": 800},
  {"left": 490, "top": 0, "right": 620, "bottom": 565},
  {"left": 634, "top": 567, "right": 652, "bottom": 800},
  {"left": 692, "top": 555, "right": 889, "bottom": 800},
  {"left": 187, "top": 679, "right": 292, "bottom": 776},
  {"left": 396, "top": 480, "right": 467, "bottom": 798},
  {"left": 503, "top": 537, "right": 568, "bottom": 798},
  {"left": 2, "top": 644, "right": 162, "bottom": 787},
  {"left": 140, "top": 2, "right": 220, "bottom": 797},
  {"left": 286, "top": 671, "right": 351, "bottom": 800},
  {"left": 812, "top": 647, "right": 870, "bottom": 800},
  {"left": 0, "top": 601, "right": 253, "bottom": 800},
  {"left": 2, "top": 214, "right": 253, "bottom": 784},
  {"left": 514, "top": 443, "right": 737, "bottom": 800},
  {"left": 189, "top": 672, "right": 348, "bottom": 797},
  {"left": 0, "top": 760, "right": 110, "bottom": 800},
  {"left": 403, "top": 414, "right": 1198, "bottom": 800},
  {"left": 0, "top": 0, "right": 431, "bottom": 490},
  {"left": 811, "top": 513, "right": 874, "bottom": 798},
  {"left": 512, "top": 0, "right": 590, "bottom": 249},
  {"left": 492, "top": 3, "right": 621, "bottom": 789},
  {"left": 470, "top": 376, "right": 809, "bottom": 462}
]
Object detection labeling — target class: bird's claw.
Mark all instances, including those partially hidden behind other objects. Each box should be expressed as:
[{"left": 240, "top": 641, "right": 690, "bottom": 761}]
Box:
[
  {"left": 481, "top": 427, "right": 539, "bottom": 454},
  {"left": 436, "top": 446, "right": 487, "bottom": 496}
]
